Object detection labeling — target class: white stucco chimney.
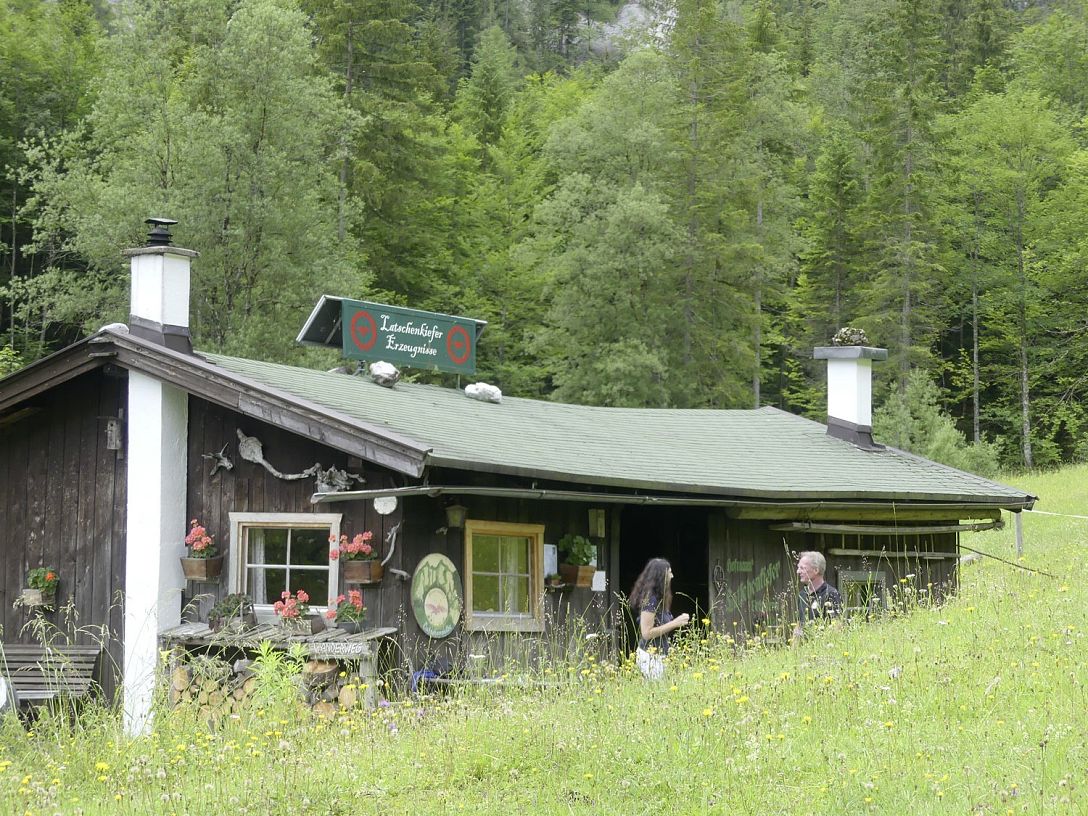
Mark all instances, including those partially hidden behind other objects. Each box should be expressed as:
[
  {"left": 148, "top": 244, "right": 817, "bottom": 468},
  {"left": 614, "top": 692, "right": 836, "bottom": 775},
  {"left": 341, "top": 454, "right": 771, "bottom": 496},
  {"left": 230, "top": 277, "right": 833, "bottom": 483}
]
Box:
[
  {"left": 813, "top": 344, "right": 887, "bottom": 449},
  {"left": 121, "top": 217, "right": 196, "bottom": 735},
  {"left": 122, "top": 218, "right": 197, "bottom": 354}
]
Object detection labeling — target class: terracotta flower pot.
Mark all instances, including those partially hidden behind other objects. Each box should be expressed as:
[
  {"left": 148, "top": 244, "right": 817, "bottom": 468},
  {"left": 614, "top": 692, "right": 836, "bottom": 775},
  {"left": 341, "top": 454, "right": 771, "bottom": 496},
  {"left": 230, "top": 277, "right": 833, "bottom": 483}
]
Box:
[
  {"left": 559, "top": 563, "right": 595, "bottom": 588},
  {"left": 342, "top": 559, "right": 383, "bottom": 584},
  {"left": 181, "top": 555, "right": 224, "bottom": 581}
]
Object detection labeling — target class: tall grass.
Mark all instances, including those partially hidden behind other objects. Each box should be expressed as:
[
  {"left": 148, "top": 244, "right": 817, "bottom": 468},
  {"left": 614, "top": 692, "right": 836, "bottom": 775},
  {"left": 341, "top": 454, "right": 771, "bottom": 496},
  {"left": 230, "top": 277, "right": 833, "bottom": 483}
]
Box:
[{"left": 2, "top": 468, "right": 1085, "bottom": 814}]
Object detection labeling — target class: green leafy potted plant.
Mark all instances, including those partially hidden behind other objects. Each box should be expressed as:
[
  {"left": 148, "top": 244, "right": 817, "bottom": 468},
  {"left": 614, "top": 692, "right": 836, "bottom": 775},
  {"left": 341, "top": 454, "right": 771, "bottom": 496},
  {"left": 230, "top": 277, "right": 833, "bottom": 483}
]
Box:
[
  {"left": 330, "top": 531, "right": 383, "bottom": 584},
  {"left": 22, "top": 567, "right": 59, "bottom": 607},
  {"left": 323, "top": 589, "right": 366, "bottom": 634},
  {"left": 558, "top": 534, "right": 596, "bottom": 588},
  {"left": 208, "top": 593, "right": 256, "bottom": 633},
  {"left": 181, "top": 519, "right": 224, "bottom": 581}
]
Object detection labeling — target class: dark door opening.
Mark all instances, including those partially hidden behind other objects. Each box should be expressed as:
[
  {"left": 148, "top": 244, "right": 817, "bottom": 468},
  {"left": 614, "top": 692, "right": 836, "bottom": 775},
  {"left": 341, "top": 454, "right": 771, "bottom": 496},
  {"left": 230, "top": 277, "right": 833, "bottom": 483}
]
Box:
[{"left": 618, "top": 506, "right": 709, "bottom": 651}]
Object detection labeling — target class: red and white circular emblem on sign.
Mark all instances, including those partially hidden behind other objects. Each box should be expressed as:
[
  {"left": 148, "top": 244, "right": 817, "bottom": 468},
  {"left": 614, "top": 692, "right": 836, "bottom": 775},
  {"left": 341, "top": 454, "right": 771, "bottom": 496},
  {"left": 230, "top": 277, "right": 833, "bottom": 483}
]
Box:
[
  {"left": 446, "top": 325, "right": 471, "bottom": 365},
  {"left": 349, "top": 310, "right": 378, "bottom": 352}
]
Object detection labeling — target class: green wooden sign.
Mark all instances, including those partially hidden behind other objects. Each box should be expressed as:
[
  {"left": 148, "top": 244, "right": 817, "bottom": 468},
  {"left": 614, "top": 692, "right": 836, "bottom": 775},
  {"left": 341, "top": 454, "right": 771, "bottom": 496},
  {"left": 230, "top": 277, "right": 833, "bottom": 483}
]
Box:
[{"left": 340, "top": 299, "right": 483, "bottom": 375}]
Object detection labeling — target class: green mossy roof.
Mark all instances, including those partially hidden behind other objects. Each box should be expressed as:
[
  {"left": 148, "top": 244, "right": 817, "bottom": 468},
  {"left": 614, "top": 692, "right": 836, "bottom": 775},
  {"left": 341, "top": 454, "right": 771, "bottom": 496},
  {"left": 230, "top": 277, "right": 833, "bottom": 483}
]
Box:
[{"left": 204, "top": 353, "right": 1031, "bottom": 506}]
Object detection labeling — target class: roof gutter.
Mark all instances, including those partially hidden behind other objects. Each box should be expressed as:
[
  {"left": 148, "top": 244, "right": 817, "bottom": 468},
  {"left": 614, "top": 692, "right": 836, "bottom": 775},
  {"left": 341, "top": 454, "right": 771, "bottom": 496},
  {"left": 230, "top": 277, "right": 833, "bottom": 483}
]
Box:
[{"left": 310, "top": 485, "right": 1028, "bottom": 514}]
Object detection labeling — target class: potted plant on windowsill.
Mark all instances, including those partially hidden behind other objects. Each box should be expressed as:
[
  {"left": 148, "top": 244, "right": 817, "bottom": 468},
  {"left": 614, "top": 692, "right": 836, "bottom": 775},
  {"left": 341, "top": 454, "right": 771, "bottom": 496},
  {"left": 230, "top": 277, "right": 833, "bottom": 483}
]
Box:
[
  {"left": 324, "top": 589, "right": 366, "bottom": 634},
  {"left": 181, "top": 519, "right": 224, "bottom": 581},
  {"left": 273, "top": 589, "right": 323, "bottom": 635},
  {"left": 558, "top": 534, "right": 596, "bottom": 588},
  {"left": 208, "top": 593, "right": 257, "bottom": 633},
  {"left": 21, "top": 567, "right": 59, "bottom": 608},
  {"left": 330, "top": 531, "right": 383, "bottom": 584}
]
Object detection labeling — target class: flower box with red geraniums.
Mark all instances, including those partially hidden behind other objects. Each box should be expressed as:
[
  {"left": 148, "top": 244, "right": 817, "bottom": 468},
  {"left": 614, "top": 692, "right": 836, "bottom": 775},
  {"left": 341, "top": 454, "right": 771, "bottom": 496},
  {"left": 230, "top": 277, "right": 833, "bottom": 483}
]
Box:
[
  {"left": 324, "top": 589, "right": 366, "bottom": 634},
  {"left": 273, "top": 589, "right": 322, "bottom": 635},
  {"left": 181, "top": 519, "right": 224, "bottom": 580},
  {"left": 330, "top": 531, "right": 383, "bottom": 584}
]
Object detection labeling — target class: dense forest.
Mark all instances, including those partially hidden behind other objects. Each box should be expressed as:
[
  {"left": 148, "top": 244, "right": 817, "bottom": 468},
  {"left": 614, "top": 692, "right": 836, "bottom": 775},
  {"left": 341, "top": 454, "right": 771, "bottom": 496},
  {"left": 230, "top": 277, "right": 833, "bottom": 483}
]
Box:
[{"left": 2, "top": 0, "right": 1088, "bottom": 471}]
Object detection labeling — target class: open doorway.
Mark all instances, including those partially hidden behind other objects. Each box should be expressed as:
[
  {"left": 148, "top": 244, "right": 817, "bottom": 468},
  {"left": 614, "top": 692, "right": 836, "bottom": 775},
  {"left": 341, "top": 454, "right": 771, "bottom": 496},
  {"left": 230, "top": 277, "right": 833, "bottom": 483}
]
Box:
[{"left": 618, "top": 506, "right": 709, "bottom": 652}]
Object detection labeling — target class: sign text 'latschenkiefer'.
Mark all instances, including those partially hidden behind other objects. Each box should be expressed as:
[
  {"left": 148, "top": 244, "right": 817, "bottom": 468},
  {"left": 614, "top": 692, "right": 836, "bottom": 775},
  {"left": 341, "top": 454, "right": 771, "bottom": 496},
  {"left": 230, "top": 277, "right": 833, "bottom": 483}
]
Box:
[{"left": 340, "top": 299, "right": 481, "bottom": 375}]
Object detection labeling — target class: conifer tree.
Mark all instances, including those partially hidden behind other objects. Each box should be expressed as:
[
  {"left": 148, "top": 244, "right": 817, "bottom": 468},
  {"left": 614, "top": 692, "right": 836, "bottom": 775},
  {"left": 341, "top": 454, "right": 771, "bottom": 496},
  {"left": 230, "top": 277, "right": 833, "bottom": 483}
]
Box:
[
  {"left": 455, "top": 25, "right": 521, "bottom": 154},
  {"left": 854, "top": 0, "right": 947, "bottom": 386}
]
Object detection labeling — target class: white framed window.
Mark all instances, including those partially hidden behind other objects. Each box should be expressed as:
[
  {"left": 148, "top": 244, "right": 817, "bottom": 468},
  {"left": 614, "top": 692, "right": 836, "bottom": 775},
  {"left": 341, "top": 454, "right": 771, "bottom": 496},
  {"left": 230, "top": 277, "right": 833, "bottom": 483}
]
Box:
[
  {"left": 228, "top": 512, "right": 342, "bottom": 620},
  {"left": 463, "top": 520, "right": 544, "bottom": 632}
]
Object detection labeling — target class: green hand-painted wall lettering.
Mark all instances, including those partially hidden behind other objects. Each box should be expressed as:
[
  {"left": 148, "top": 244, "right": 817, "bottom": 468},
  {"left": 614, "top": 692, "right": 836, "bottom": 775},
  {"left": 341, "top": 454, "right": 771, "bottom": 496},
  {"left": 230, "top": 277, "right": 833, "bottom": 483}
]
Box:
[{"left": 725, "top": 561, "right": 782, "bottom": 614}]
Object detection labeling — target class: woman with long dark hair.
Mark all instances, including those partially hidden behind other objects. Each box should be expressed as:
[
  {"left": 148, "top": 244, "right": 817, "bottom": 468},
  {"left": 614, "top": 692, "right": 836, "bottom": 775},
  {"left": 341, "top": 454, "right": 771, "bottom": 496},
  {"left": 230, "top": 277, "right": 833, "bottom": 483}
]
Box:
[{"left": 629, "top": 557, "right": 690, "bottom": 679}]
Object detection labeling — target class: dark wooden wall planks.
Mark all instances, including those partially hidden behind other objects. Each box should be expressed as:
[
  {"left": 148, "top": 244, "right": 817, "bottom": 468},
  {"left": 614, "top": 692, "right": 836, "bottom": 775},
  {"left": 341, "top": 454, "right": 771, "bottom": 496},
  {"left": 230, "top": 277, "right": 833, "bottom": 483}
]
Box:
[{"left": 0, "top": 371, "right": 127, "bottom": 701}]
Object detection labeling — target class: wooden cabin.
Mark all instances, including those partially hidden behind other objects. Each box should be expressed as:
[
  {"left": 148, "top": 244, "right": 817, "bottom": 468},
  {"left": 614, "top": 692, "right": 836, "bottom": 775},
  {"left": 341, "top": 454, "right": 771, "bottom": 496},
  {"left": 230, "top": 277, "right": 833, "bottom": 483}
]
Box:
[{"left": 0, "top": 228, "right": 1036, "bottom": 727}]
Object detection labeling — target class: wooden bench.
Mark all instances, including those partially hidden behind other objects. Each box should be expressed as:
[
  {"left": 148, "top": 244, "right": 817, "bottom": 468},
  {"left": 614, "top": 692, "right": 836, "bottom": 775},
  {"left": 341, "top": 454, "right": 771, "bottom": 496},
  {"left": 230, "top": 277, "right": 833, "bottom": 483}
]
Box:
[{"left": 0, "top": 644, "right": 102, "bottom": 706}]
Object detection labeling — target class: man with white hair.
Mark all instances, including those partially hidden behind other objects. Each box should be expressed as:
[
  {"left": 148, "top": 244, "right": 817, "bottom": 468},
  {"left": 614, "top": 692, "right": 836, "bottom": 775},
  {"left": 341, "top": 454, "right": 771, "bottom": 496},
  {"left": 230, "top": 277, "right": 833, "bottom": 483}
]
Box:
[{"left": 792, "top": 550, "right": 842, "bottom": 641}]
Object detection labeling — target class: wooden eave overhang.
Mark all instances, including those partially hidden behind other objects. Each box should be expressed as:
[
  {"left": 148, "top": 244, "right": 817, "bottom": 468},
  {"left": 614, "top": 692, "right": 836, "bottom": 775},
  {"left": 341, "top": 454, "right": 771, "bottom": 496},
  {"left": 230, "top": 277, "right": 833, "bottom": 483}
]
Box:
[
  {"left": 0, "top": 330, "right": 431, "bottom": 477},
  {"left": 423, "top": 454, "right": 1035, "bottom": 512},
  {"left": 0, "top": 339, "right": 109, "bottom": 415}
]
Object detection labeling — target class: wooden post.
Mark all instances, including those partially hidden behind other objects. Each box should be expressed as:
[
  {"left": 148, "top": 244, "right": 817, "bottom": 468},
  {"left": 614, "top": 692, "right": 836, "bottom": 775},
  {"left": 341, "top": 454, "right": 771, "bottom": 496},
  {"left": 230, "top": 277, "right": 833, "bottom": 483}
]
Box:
[{"left": 1014, "top": 512, "right": 1024, "bottom": 557}]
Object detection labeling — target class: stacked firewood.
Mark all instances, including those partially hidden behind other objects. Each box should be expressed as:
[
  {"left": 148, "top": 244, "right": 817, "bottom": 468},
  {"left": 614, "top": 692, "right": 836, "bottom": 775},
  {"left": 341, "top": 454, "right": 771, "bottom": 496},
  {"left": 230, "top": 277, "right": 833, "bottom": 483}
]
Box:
[
  {"left": 167, "top": 654, "right": 376, "bottom": 718},
  {"left": 299, "top": 660, "right": 377, "bottom": 717}
]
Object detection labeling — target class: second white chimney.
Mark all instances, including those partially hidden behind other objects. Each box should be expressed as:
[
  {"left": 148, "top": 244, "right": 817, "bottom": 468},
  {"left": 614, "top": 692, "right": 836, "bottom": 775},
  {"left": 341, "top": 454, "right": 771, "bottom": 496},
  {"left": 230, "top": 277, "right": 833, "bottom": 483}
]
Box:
[{"left": 813, "top": 344, "right": 887, "bottom": 448}]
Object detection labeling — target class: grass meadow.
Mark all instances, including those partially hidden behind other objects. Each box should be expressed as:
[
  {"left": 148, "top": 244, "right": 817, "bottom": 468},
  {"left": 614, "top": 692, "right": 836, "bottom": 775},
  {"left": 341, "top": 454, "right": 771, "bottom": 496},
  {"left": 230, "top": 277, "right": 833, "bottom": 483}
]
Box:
[{"left": 2, "top": 467, "right": 1086, "bottom": 815}]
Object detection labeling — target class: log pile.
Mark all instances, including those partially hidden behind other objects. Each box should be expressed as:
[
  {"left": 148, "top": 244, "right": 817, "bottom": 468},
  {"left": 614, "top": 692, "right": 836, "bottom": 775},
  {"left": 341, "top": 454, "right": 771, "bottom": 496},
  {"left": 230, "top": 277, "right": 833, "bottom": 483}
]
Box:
[{"left": 167, "top": 654, "right": 377, "bottom": 719}]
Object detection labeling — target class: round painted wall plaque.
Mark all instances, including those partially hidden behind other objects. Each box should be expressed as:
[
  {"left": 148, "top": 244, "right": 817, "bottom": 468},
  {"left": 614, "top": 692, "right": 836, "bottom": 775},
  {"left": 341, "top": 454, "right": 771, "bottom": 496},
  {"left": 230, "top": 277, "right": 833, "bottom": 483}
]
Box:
[
  {"left": 373, "top": 496, "right": 398, "bottom": 515},
  {"left": 410, "top": 553, "right": 463, "bottom": 638}
]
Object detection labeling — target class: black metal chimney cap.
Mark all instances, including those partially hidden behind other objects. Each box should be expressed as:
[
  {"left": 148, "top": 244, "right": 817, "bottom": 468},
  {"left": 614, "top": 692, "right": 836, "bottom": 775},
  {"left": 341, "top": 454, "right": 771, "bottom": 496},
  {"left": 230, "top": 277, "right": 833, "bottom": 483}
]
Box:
[{"left": 145, "top": 217, "right": 178, "bottom": 247}]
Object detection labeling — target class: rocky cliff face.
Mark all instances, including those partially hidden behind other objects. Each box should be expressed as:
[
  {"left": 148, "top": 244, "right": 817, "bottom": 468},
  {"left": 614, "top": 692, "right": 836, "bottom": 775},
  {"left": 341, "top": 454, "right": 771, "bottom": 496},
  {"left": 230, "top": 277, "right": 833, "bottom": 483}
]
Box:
[{"left": 584, "top": 1, "right": 675, "bottom": 59}]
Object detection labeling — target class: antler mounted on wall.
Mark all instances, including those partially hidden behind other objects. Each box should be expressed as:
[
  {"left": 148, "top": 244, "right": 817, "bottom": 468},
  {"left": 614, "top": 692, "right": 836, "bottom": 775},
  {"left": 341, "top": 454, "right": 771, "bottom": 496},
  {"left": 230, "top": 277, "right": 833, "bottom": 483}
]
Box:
[{"left": 235, "top": 429, "right": 365, "bottom": 491}]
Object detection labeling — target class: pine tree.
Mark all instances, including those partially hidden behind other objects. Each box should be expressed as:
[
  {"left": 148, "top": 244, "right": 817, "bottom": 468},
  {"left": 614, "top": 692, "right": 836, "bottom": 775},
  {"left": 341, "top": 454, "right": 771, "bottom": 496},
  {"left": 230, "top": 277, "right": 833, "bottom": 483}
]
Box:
[
  {"left": 455, "top": 26, "right": 521, "bottom": 154},
  {"left": 664, "top": 0, "right": 758, "bottom": 407},
  {"left": 855, "top": 0, "right": 947, "bottom": 386}
]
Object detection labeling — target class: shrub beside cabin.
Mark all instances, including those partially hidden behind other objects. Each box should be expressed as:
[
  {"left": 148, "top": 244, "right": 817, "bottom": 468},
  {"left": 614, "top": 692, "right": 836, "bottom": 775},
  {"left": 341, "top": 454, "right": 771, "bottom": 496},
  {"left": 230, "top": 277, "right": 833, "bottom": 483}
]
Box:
[{"left": 0, "top": 224, "right": 1035, "bottom": 728}]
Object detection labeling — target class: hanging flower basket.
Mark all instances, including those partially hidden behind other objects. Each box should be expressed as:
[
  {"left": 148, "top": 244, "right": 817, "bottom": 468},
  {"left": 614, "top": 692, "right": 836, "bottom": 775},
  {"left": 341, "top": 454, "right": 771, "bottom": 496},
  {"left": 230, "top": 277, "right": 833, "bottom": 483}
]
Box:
[
  {"left": 342, "top": 559, "right": 383, "bottom": 584},
  {"left": 180, "top": 555, "right": 224, "bottom": 581}
]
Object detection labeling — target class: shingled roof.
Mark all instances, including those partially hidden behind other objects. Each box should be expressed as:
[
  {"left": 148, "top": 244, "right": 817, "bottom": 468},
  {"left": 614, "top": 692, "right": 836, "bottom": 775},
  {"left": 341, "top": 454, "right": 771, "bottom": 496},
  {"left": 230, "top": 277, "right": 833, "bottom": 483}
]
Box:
[{"left": 204, "top": 352, "right": 1033, "bottom": 508}]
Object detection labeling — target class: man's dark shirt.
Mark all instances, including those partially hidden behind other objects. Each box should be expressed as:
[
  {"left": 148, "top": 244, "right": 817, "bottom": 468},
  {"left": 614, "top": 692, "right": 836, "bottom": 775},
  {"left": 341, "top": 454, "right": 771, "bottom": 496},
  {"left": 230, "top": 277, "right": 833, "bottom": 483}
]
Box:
[{"left": 797, "top": 582, "right": 843, "bottom": 624}]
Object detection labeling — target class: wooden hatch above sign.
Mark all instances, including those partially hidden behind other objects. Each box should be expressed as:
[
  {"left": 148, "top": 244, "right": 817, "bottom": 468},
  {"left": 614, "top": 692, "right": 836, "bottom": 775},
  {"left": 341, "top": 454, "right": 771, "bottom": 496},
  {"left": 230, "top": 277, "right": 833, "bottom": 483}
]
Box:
[
  {"left": 296, "top": 295, "right": 487, "bottom": 375},
  {"left": 411, "top": 554, "right": 463, "bottom": 638}
]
